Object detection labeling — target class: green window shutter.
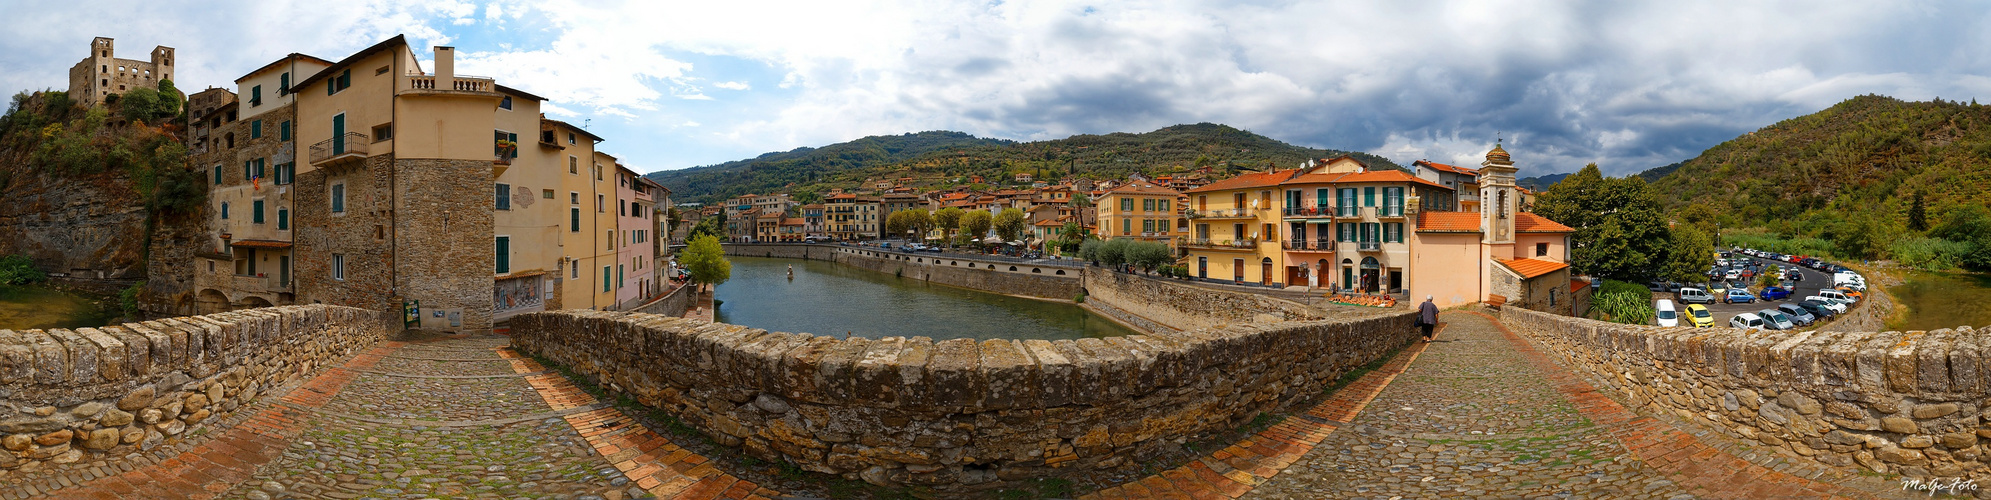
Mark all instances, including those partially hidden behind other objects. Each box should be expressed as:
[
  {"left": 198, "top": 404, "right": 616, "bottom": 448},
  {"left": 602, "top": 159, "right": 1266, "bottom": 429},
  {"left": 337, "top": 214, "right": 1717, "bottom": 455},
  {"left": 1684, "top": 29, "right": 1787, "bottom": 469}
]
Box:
[
  {"left": 571, "top": 208, "right": 580, "bottom": 232},
  {"left": 1364, "top": 187, "right": 1375, "bottom": 207},
  {"left": 278, "top": 209, "right": 288, "bottom": 230},
  {"left": 279, "top": 73, "right": 289, "bottom": 92},
  {"left": 495, "top": 184, "right": 510, "bottom": 210},
  {"left": 280, "top": 121, "right": 290, "bottom": 141},
  {"left": 1122, "top": 218, "right": 1131, "bottom": 234},
  {"left": 253, "top": 200, "right": 264, "bottom": 223},
  {"left": 220, "top": 202, "right": 228, "bottom": 219},
  {"left": 251, "top": 120, "right": 261, "bottom": 138},
  {"left": 213, "top": 166, "right": 221, "bottom": 185},
  {"left": 617, "top": 265, "right": 624, "bottom": 287},
  {"left": 331, "top": 184, "right": 344, "bottom": 213},
  {"left": 495, "top": 237, "right": 510, "bottom": 274},
  {"left": 251, "top": 85, "right": 260, "bottom": 104},
  {"left": 1317, "top": 189, "right": 1329, "bottom": 207},
  {"left": 603, "top": 267, "right": 611, "bottom": 292}
]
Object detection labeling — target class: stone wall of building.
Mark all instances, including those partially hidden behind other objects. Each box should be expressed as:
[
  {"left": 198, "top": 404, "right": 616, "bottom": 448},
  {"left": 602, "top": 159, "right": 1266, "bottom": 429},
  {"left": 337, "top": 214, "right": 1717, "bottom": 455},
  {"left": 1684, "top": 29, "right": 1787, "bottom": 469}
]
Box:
[
  {"left": 723, "top": 244, "right": 1083, "bottom": 300},
  {"left": 294, "top": 155, "right": 397, "bottom": 318},
  {"left": 510, "top": 308, "right": 1418, "bottom": 491},
  {"left": 1079, "top": 268, "right": 1322, "bottom": 332},
  {"left": 392, "top": 158, "right": 496, "bottom": 332},
  {"left": 1499, "top": 306, "right": 1990, "bottom": 481},
  {"left": 0, "top": 305, "right": 385, "bottom": 472}
]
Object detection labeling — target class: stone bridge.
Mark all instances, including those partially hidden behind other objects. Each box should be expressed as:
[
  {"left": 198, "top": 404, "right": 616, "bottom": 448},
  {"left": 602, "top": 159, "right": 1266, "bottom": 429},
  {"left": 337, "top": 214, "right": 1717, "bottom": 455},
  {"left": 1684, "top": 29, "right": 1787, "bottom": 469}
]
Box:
[{"left": 0, "top": 280, "right": 1977, "bottom": 498}]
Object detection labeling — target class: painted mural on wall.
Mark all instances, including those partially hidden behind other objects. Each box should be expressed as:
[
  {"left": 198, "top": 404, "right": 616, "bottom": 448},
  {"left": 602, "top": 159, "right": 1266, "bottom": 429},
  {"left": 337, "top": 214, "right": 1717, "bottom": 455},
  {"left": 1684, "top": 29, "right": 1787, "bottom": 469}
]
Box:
[{"left": 493, "top": 276, "right": 544, "bottom": 313}]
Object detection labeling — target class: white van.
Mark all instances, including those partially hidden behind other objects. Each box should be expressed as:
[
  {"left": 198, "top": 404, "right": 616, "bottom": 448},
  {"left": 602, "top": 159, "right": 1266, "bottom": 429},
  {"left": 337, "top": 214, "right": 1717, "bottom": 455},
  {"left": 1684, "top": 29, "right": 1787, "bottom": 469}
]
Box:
[
  {"left": 1818, "top": 289, "right": 1852, "bottom": 303},
  {"left": 1655, "top": 299, "right": 1679, "bottom": 327},
  {"left": 1677, "top": 288, "right": 1715, "bottom": 305},
  {"left": 1730, "top": 313, "right": 1765, "bottom": 330}
]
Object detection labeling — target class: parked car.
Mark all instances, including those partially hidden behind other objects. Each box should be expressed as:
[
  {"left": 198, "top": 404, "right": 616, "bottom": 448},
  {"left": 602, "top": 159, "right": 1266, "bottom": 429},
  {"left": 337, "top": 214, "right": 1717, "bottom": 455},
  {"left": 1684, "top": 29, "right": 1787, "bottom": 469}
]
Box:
[
  {"left": 1796, "top": 300, "right": 1838, "bottom": 319},
  {"left": 1757, "top": 309, "right": 1796, "bottom": 330},
  {"left": 1685, "top": 304, "right": 1716, "bottom": 327},
  {"left": 1803, "top": 297, "right": 1849, "bottom": 314},
  {"left": 1724, "top": 288, "right": 1758, "bottom": 304},
  {"left": 1723, "top": 269, "right": 1741, "bottom": 281},
  {"left": 1778, "top": 303, "right": 1817, "bottom": 326},
  {"left": 1758, "top": 286, "right": 1791, "bottom": 301},
  {"left": 1678, "top": 288, "right": 1716, "bottom": 305},
  {"left": 1818, "top": 289, "right": 1853, "bottom": 303},
  {"left": 1655, "top": 299, "right": 1679, "bottom": 327},
  {"left": 1730, "top": 313, "right": 1765, "bottom": 330}
]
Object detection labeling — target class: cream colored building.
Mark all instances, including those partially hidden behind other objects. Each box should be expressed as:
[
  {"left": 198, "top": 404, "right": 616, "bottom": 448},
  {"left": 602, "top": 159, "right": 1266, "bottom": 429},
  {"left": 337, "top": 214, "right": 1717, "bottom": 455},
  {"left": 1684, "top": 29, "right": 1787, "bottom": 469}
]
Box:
[
  {"left": 1183, "top": 171, "right": 1291, "bottom": 284},
  {"left": 1096, "top": 180, "right": 1183, "bottom": 244}
]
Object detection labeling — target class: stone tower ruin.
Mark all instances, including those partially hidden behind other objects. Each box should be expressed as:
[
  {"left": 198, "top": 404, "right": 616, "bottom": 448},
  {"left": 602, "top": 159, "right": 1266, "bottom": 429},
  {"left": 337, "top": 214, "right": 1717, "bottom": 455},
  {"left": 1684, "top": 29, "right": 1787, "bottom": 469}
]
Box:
[{"left": 67, "top": 36, "right": 176, "bottom": 107}]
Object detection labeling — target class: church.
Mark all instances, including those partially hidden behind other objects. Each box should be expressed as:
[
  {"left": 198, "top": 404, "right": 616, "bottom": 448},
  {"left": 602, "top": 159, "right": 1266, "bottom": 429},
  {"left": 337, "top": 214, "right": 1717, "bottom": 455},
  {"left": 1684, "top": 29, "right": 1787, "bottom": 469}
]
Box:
[{"left": 1405, "top": 145, "right": 1582, "bottom": 315}]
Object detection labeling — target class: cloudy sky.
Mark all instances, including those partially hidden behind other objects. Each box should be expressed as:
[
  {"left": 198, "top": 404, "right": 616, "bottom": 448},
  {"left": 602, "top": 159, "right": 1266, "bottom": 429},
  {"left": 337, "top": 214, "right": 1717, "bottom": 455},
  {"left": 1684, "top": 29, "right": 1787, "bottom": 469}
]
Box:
[{"left": 5, "top": 1, "right": 1989, "bottom": 176}]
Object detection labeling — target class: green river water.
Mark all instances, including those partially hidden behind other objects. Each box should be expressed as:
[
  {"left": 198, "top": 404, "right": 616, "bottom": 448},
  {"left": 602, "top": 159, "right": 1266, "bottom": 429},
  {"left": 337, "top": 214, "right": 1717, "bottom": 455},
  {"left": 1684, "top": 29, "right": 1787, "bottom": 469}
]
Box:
[
  {"left": 1887, "top": 270, "right": 1991, "bottom": 331},
  {"left": 715, "top": 256, "right": 1134, "bottom": 341},
  {"left": 0, "top": 284, "right": 118, "bottom": 331}
]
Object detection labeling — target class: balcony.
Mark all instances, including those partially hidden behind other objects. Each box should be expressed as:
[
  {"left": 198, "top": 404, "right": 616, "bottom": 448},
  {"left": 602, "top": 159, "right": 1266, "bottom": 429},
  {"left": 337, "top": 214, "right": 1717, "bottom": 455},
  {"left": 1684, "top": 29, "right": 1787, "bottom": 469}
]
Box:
[
  {"left": 1336, "top": 206, "right": 1360, "bottom": 218},
  {"left": 1377, "top": 205, "right": 1405, "bottom": 218},
  {"left": 402, "top": 74, "right": 497, "bottom": 95},
  {"left": 308, "top": 132, "right": 368, "bottom": 165},
  {"left": 1181, "top": 238, "right": 1259, "bottom": 251},
  {"left": 1358, "top": 241, "right": 1382, "bottom": 251},
  {"left": 1186, "top": 208, "right": 1252, "bottom": 219},
  {"left": 1284, "top": 239, "right": 1336, "bottom": 251},
  {"left": 1283, "top": 206, "right": 1335, "bottom": 218}
]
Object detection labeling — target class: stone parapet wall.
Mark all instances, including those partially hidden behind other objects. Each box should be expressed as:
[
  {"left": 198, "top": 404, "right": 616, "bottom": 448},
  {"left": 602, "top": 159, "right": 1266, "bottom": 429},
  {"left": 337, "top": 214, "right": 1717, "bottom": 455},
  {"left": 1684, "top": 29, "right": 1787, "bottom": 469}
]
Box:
[
  {"left": 631, "top": 282, "right": 694, "bottom": 317},
  {"left": 724, "top": 244, "right": 1081, "bottom": 300},
  {"left": 0, "top": 305, "right": 386, "bottom": 472},
  {"left": 1499, "top": 306, "right": 1989, "bottom": 481},
  {"left": 1080, "top": 268, "right": 1322, "bottom": 332},
  {"left": 510, "top": 308, "right": 1417, "bottom": 490}
]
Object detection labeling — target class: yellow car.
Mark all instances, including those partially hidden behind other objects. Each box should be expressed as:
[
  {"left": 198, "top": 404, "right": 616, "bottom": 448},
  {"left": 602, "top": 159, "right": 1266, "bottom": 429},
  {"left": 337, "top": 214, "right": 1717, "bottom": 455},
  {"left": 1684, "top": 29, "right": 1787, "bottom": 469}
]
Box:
[{"left": 1685, "top": 304, "right": 1716, "bottom": 327}]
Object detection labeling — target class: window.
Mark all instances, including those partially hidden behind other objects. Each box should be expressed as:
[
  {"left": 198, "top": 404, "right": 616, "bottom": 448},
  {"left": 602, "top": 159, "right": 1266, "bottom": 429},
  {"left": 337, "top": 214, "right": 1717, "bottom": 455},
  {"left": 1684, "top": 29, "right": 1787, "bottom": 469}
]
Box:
[
  {"left": 571, "top": 259, "right": 580, "bottom": 279},
  {"left": 278, "top": 209, "right": 289, "bottom": 230},
  {"left": 597, "top": 194, "right": 605, "bottom": 213},
  {"left": 326, "top": 69, "right": 351, "bottom": 95},
  {"left": 1122, "top": 218, "right": 1131, "bottom": 234},
  {"left": 252, "top": 200, "right": 265, "bottom": 224},
  {"left": 542, "top": 189, "right": 554, "bottom": 199},
  {"left": 375, "top": 65, "right": 389, "bottom": 75},
  {"left": 279, "top": 121, "right": 291, "bottom": 141},
  {"left": 619, "top": 202, "right": 626, "bottom": 216},
  {"left": 279, "top": 73, "right": 289, "bottom": 94},
  {"left": 332, "top": 254, "right": 345, "bottom": 281},
  {"left": 570, "top": 208, "right": 581, "bottom": 232},
  {"left": 331, "top": 183, "right": 346, "bottom": 213},
  {"left": 244, "top": 158, "right": 265, "bottom": 181},
  {"left": 1364, "top": 187, "right": 1376, "bottom": 207},
  {"left": 250, "top": 120, "right": 262, "bottom": 139},
  {"left": 213, "top": 165, "right": 222, "bottom": 185},
  {"left": 617, "top": 264, "right": 624, "bottom": 288},
  {"left": 607, "top": 230, "right": 614, "bottom": 250},
  {"left": 569, "top": 156, "right": 578, "bottom": 174},
  {"left": 495, "top": 236, "right": 510, "bottom": 274},
  {"left": 494, "top": 130, "right": 518, "bottom": 159},
  {"left": 1143, "top": 199, "right": 1154, "bottom": 212},
  {"left": 372, "top": 124, "right": 392, "bottom": 142},
  {"left": 220, "top": 202, "right": 229, "bottom": 219},
  {"left": 1263, "top": 223, "right": 1275, "bottom": 240},
  {"left": 568, "top": 132, "right": 576, "bottom": 145},
  {"left": 1233, "top": 192, "right": 1246, "bottom": 209},
  {"left": 1142, "top": 219, "right": 1155, "bottom": 233},
  {"left": 249, "top": 85, "right": 262, "bottom": 106},
  {"left": 1537, "top": 242, "right": 1550, "bottom": 257},
  {"left": 603, "top": 266, "right": 612, "bottom": 292},
  {"left": 1159, "top": 199, "right": 1169, "bottom": 212},
  {"left": 495, "top": 183, "right": 511, "bottom": 210},
  {"left": 273, "top": 162, "right": 293, "bottom": 185},
  {"left": 570, "top": 192, "right": 579, "bottom": 204},
  {"left": 499, "top": 96, "right": 513, "bottom": 110},
  {"left": 630, "top": 201, "right": 640, "bottom": 215},
  {"left": 1120, "top": 198, "right": 1133, "bottom": 211}
]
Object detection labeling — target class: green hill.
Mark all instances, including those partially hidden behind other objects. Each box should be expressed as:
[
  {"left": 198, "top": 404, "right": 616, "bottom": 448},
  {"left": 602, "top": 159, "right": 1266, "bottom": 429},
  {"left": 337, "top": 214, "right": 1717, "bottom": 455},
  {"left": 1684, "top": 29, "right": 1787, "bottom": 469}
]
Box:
[
  {"left": 647, "top": 123, "right": 1399, "bottom": 204},
  {"left": 1645, "top": 94, "right": 1991, "bottom": 267}
]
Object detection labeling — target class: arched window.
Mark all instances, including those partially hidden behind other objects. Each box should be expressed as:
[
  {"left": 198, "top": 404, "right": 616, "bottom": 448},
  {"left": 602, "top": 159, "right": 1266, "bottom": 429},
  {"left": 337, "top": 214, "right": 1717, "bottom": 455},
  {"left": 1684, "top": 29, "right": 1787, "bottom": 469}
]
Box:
[{"left": 1498, "top": 191, "right": 1508, "bottom": 219}]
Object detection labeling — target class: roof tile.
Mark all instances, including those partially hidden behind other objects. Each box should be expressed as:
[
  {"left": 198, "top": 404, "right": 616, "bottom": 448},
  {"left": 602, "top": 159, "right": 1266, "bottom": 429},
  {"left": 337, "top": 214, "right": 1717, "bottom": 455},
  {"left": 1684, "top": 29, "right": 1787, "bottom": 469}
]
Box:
[{"left": 1497, "top": 258, "right": 1569, "bottom": 279}]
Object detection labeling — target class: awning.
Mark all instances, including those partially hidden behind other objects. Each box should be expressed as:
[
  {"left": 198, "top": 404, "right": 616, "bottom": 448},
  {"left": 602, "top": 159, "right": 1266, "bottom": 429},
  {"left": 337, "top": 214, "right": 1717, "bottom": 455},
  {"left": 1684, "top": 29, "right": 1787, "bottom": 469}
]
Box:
[{"left": 229, "top": 240, "right": 293, "bottom": 249}]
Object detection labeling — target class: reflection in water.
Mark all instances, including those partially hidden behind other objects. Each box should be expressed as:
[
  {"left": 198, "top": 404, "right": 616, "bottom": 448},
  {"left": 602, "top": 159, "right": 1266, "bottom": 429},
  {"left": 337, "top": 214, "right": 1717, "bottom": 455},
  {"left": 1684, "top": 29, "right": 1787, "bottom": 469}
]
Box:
[
  {"left": 715, "top": 256, "right": 1133, "bottom": 341},
  {"left": 1887, "top": 270, "right": 1991, "bottom": 331},
  {"left": 0, "top": 285, "right": 116, "bottom": 331}
]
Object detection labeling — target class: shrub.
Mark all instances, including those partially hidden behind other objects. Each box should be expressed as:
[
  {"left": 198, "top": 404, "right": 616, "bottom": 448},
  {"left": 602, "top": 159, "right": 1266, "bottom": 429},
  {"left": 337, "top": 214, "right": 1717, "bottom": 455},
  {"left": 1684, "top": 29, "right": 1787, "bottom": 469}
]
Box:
[
  {"left": 119, "top": 281, "right": 145, "bottom": 318},
  {"left": 1593, "top": 279, "right": 1655, "bottom": 325},
  {"left": 0, "top": 255, "right": 46, "bottom": 286}
]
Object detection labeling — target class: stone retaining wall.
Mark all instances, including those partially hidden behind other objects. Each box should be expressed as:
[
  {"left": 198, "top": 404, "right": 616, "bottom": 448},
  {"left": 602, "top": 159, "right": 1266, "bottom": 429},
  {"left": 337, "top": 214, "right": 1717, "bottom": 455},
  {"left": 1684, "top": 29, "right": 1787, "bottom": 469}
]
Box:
[
  {"left": 1080, "top": 268, "right": 1323, "bottom": 332},
  {"left": 631, "top": 282, "right": 695, "bottom": 317},
  {"left": 1821, "top": 283, "right": 1894, "bottom": 333},
  {"left": 510, "top": 308, "right": 1418, "bottom": 490},
  {"left": 0, "top": 305, "right": 386, "bottom": 472},
  {"left": 1499, "top": 306, "right": 1990, "bottom": 481},
  {"left": 724, "top": 244, "right": 1081, "bottom": 300}
]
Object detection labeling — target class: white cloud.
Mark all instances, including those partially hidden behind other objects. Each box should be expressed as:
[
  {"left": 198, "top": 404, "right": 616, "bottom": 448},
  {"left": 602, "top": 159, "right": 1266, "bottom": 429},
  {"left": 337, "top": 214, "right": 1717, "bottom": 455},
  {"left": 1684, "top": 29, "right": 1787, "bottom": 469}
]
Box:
[{"left": 713, "top": 81, "right": 750, "bottom": 90}]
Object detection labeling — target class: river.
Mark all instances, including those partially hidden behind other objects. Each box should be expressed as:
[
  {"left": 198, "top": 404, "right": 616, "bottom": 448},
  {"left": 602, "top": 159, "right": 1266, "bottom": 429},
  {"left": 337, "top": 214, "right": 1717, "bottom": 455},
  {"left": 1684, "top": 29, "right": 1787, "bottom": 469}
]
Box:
[
  {"left": 714, "top": 256, "right": 1135, "bottom": 341},
  {"left": 0, "top": 284, "right": 118, "bottom": 331},
  {"left": 1887, "top": 270, "right": 1991, "bottom": 331}
]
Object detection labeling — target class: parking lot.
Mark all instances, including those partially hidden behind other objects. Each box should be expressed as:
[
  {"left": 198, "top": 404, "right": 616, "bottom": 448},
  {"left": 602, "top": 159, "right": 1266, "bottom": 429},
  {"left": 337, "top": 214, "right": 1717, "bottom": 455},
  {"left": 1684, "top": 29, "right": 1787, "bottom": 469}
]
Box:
[{"left": 1666, "top": 253, "right": 1849, "bottom": 328}]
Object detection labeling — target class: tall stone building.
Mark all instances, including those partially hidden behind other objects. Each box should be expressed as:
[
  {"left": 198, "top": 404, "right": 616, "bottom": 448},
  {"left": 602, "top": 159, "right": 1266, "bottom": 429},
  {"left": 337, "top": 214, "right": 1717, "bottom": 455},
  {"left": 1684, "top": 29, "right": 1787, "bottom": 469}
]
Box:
[{"left": 68, "top": 37, "right": 176, "bottom": 106}]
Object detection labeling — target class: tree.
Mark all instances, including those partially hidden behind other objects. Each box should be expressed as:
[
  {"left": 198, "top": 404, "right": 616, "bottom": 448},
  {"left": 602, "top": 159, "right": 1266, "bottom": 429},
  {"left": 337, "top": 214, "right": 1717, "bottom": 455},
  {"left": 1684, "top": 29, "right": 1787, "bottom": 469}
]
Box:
[
  {"left": 904, "top": 209, "right": 934, "bottom": 241},
  {"left": 1677, "top": 202, "right": 1722, "bottom": 235},
  {"left": 1125, "top": 241, "right": 1174, "bottom": 272},
  {"left": 884, "top": 210, "right": 910, "bottom": 238},
  {"left": 1535, "top": 165, "right": 1670, "bottom": 281},
  {"left": 935, "top": 207, "right": 964, "bottom": 245},
  {"left": 1071, "top": 192, "right": 1091, "bottom": 208},
  {"left": 680, "top": 234, "right": 731, "bottom": 292},
  {"left": 689, "top": 214, "right": 726, "bottom": 240},
  {"left": 993, "top": 208, "right": 1028, "bottom": 243},
  {"left": 1661, "top": 224, "right": 1715, "bottom": 284},
  {"left": 1908, "top": 191, "right": 1928, "bottom": 232},
  {"left": 960, "top": 210, "right": 992, "bottom": 243},
  {"left": 1057, "top": 222, "right": 1089, "bottom": 253},
  {"left": 1933, "top": 204, "right": 1991, "bottom": 271},
  {"left": 1831, "top": 210, "right": 1893, "bottom": 260},
  {"left": 1078, "top": 238, "right": 1103, "bottom": 262},
  {"left": 1097, "top": 238, "right": 1129, "bottom": 266}
]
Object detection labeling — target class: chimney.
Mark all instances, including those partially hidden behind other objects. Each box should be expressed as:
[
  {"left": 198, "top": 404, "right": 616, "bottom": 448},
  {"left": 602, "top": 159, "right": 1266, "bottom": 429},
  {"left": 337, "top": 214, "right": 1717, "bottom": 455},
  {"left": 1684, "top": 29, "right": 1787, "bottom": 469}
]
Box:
[{"left": 434, "top": 46, "right": 455, "bottom": 89}]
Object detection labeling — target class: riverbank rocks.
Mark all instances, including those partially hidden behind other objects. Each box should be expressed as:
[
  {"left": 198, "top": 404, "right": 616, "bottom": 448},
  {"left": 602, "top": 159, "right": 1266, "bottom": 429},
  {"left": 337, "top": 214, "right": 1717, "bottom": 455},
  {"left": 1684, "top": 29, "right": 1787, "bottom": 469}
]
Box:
[
  {"left": 512, "top": 302, "right": 1417, "bottom": 492},
  {"left": 0, "top": 305, "right": 385, "bottom": 476},
  {"left": 1500, "top": 306, "right": 1989, "bottom": 484}
]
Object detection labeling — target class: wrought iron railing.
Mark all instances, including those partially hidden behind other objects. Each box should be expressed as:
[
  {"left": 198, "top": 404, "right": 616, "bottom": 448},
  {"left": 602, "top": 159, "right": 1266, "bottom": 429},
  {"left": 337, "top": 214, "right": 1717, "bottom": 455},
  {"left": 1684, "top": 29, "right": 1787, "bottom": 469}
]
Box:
[{"left": 308, "top": 132, "right": 368, "bottom": 164}]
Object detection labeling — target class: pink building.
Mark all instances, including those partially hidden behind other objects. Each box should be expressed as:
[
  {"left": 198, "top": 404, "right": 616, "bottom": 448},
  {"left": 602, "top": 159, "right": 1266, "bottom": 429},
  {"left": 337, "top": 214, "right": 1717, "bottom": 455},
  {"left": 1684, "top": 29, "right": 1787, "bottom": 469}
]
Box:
[{"left": 614, "top": 165, "right": 660, "bottom": 309}]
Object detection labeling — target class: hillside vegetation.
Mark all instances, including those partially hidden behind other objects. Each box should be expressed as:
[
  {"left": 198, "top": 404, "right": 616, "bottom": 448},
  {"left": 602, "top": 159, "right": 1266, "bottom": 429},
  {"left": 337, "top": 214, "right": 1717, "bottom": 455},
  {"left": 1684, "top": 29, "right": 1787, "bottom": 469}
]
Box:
[
  {"left": 647, "top": 123, "right": 1399, "bottom": 204},
  {"left": 1648, "top": 95, "right": 1991, "bottom": 270}
]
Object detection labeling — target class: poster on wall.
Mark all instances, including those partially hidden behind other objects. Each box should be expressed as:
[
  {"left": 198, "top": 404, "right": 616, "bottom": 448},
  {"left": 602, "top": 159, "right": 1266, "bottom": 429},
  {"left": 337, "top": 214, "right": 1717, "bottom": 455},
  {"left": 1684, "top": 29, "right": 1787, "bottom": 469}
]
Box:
[{"left": 493, "top": 276, "right": 546, "bottom": 313}]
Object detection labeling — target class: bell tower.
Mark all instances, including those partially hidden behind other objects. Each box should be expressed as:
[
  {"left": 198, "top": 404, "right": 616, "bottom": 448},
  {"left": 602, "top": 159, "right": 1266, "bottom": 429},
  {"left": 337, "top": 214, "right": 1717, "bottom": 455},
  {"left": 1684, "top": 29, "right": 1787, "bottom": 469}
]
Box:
[{"left": 1479, "top": 143, "right": 1518, "bottom": 245}]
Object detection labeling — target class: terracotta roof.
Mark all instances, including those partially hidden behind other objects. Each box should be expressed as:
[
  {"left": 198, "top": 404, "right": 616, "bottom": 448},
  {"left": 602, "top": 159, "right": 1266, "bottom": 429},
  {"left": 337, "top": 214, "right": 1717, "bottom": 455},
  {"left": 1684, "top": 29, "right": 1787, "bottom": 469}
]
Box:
[
  {"left": 1497, "top": 258, "right": 1569, "bottom": 279},
  {"left": 1486, "top": 144, "right": 1512, "bottom": 164},
  {"left": 1034, "top": 219, "right": 1064, "bottom": 227},
  {"left": 781, "top": 218, "right": 805, "bottom": 226},
  {"left": 1185, "top": 169, "right": 1297, "bottom": 193},
  {"left": 1414, "top": 160, "right": 1478, "bottom": 177},
  {"left": 1571, "top": 279, "right": 1589, "bottom": 291},
  {"left": 1319, "top": 170, "right": 1453, "bottom": 190},
  {"left": 1106, "top": 180, "right": 1182, "bottom": 196},
  {"left": 1416, "top": 212, "right": 1481, "bottom": 232},
  {"left": 1515, "top": 212, "right": 1574, "bottom": 233},
  {"left": 229, "top": 239, "right": 293, "bottom": 249}
]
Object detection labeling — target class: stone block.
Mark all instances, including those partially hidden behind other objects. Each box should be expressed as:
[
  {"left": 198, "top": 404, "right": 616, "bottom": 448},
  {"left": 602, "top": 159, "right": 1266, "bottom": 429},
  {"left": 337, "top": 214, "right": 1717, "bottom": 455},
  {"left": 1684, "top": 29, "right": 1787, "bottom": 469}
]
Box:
[
  {"left": 75, "top": 328, "right": 126, "bottom": 382},
  {"left": 1913, "top": 403, "right": 1959, "bottom": 419},
  {"left": 46, "top": 329, "right": 98, "bottom": 384},
  {"left": 102, "top": 326, "right": 150, "bottom": 378},
  {"left": 1916, "top": 329, "right": 1954, "bottom": 394},
  {"left": 977, "top": 339, "right": 1039, "bottom": 410},
  {"left": 812, "top": 337, "right": 872, "bottom": 403},
  {"left": 1819, "top": 331, "right": 1869, "bottom": 387},
  {"left": 850, "top": 337, "right": 908, "bottom": 407},
  {"left": 1020, "top": 340, "right": 1074, "bottom": 408},
  {"left": 1855, "top": 332, "right": 1902, "bottom": 394},
  {"left": 1883, "top": 416, "right": 1919, "bottom": 434},
  {"left": 924, "top": 338, "right": 983, "bottom": 408},
  {"left": 0, "top": 330, "right": 31, "bottom": 383},
  {"left": 1885, "top": 332, "right": 1921, "bottom": 394}
]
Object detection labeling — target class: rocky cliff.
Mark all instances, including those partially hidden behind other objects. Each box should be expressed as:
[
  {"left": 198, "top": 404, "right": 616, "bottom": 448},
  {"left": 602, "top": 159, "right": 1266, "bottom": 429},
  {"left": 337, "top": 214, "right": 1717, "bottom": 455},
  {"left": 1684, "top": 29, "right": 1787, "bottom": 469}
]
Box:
[{"left": 0, "top": 149, "right": 149, "bottom": 290}]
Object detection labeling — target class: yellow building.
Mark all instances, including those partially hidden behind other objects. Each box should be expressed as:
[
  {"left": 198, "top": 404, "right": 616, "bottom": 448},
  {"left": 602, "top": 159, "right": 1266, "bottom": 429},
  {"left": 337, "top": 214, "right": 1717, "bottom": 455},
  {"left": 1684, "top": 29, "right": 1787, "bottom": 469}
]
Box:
[
  {"left": 1182, "top": 170, "right": 1297, "bottom": 285},
  {"left": 1095, "top": 180, "right": 1183, "bottom": 244}
]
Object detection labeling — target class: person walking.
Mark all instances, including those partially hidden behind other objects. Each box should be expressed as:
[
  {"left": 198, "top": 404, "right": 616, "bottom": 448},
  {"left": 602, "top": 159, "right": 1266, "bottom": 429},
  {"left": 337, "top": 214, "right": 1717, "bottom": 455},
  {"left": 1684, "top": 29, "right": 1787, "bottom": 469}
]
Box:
[{"left": 1418, "top": 295, "right": 1440, "bottom": 342}]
